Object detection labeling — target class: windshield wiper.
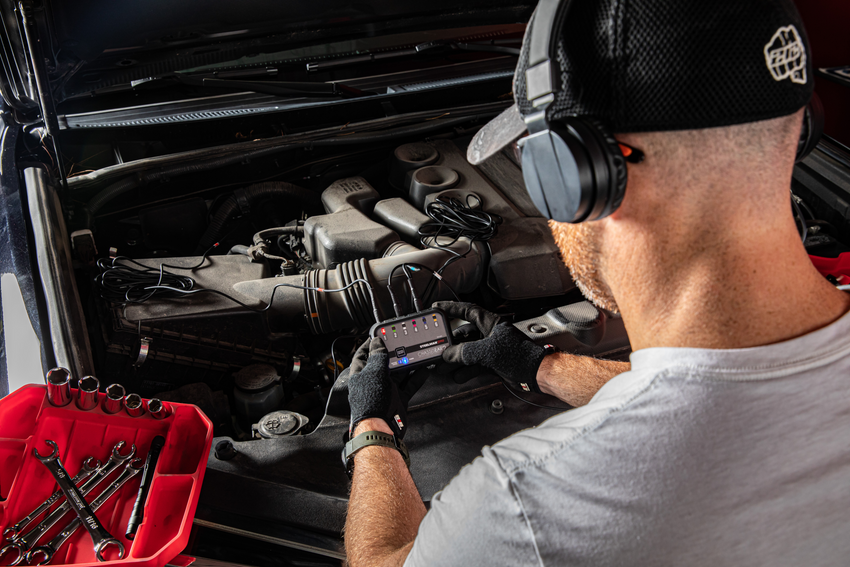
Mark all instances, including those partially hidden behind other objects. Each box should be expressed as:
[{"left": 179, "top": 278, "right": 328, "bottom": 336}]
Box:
[
  {"left": 305, "top": 40, "right": 520, "bottom": 72},
  {"left": 130, "top": 74, "right": 372, "bottom": 98}
]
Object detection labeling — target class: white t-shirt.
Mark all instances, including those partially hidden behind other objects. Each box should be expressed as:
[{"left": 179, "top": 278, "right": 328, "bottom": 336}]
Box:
[{"left": 405, "top": 309, "right": 850, "bottom": 566}]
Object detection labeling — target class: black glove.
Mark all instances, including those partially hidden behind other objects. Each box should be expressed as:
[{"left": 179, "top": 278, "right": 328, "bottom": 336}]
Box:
[
  {"left": 346, "top": 337, "right": 409, "bottom": 439},
  {"left": 434, "top": 301, "right": 548, "bottom": 394}
]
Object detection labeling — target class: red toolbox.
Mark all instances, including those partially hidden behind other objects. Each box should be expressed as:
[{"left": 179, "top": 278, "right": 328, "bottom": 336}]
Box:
[{"left": 0, "top": 385, "right": 213, "bottom": 567}]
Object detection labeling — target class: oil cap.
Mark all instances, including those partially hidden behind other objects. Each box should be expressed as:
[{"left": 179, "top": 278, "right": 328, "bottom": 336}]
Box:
[{"left": 253, "top": 410, "right": 309, "bottom": 439}]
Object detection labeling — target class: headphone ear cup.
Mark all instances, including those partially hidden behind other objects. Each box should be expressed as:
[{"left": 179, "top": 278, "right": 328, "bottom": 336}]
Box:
[
  {"left": 797, "top": 93, "right": 824, "bottom": 164},
  {"left": 520, "top": 126, "right": 596, "bottom": 223},
  {"left": 573, "top": 117, "right": 628, "bottom": 220}
]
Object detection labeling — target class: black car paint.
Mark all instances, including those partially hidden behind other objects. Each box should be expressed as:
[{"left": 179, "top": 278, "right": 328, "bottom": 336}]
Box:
[{"left": 0, "top": 113, "right": 54, "bottom": 396}]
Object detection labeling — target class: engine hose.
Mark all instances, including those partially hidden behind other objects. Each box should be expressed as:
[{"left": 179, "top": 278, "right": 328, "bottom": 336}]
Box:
[
  {"left": 195, "top": 182, "right": 320, "bottom": 254},
  {"left": 232, "top": 238, "right": 486, "bottom": 333}
]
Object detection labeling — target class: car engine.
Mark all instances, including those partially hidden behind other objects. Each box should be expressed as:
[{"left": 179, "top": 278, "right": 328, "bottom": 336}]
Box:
[{"left": 22, "top": 114, "right": 632, "bottom": 559}]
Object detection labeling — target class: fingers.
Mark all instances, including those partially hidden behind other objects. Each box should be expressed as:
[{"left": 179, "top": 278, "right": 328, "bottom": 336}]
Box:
[
  {"left": 441, "top": 344, "right": 465, "bottom": 365},
  {"left": 432, "top": 301, "right": 500, "bottom": 336},
  {"left": 368, "top": 336, "right": 387, "bottom": 357},
  {"left": 348, "top": 338, "right": 371, "bottom": 375},
  {"left": 432, "top": 301, "right": 481, "bottom": 320}
]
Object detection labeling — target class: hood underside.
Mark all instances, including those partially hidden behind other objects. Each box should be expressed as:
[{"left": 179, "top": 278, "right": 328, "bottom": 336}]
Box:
[{"left": 1, "top": 0, "right": 534, "bottom": 112}]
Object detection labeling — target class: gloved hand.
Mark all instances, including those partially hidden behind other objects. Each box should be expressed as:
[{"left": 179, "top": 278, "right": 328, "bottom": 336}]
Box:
[
  {"left": 347, "top": 337, "right": 409, "bottom": 439},
  {"left": 434, "top": 301, "right": 548, "bottom": 394}
]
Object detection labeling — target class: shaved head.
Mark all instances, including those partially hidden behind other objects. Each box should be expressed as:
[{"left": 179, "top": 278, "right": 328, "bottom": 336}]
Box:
[{"left": 550, "top": 110, "right": 804, "bottom": 313}]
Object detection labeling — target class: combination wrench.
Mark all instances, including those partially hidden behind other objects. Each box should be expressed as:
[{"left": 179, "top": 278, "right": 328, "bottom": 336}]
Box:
[
  {"left": 0, "top": 441, "right": 135, "bottom": 566},
  {"left": 27, "top": 459, "right": 144, "bottom": 565},
  {"left": 32, "top": 441, "right": 126, "bottom": 563},
  {"left": 3, "top": 456, "right": 102, "bottom": 541}
]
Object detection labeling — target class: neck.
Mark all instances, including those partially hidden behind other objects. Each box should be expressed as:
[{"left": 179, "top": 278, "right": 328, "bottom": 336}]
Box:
[{"left": 606, "top": 195, "right": 850, "bottom": 352}]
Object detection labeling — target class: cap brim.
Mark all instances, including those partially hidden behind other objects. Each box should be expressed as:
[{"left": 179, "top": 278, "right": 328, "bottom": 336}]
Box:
[{"left": 467, "top": 104, "right": 527, "bottom": 165}]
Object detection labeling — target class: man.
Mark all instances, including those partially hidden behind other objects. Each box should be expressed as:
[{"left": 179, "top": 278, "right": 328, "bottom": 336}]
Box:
[{"left": 343, "top": 0, "right": 850, "bottom": 565}]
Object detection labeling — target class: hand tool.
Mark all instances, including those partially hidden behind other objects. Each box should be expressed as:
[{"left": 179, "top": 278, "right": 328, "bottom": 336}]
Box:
[
  {"left": 26, "top": 459, "right": 144, "bottom": 565},
  {"left": 33, "top": 441, "right": 124, "bottom": 563},
  {"left": 3, "top": 456, "right": 101, "bottom": 540},
  {"left": 145, "top": 399, "right": 170, "bottom": 420},
  {"left": 75, "top": 376, "right": 99, "bottom": 411},
  {"left": 123, "top": 394, "right": 145, "bottom": 417},
  {"left": 101, "top": 384, "right": 125, "bottom": 414},
  {"left": 125, "top": 436, "right": 165, "bottom": 539},
  {"left": 0, "top": 442, "right": 134, "bottom": 566},
  {"left": 45, "top": 368, "right": 72, "bottom": 407}
]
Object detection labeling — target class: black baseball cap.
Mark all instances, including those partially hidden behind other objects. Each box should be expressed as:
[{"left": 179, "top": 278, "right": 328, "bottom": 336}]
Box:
[{"left": 468, "top": 0, "right": 814, "bottom": 165}]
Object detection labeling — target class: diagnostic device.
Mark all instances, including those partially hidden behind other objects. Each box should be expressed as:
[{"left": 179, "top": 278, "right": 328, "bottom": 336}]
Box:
[{"left": 371, "top": 309, "right": 452, "bottom": 372}]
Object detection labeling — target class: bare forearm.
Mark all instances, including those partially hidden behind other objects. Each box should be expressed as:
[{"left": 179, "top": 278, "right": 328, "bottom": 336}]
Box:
[
  {"left": 345, "top": 418, "right": 426, "bottom": 567},
  {"left": 536, "top": 353, "right": 630, "bottom": 406}
]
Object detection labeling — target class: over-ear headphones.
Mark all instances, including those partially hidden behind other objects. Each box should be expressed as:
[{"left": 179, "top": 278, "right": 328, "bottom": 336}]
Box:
[
  {"left": 516, "top": 0, "right": 824, "bottom": 224},
  {"left": 796, "top": 92, "right": 824, "bottom": 164}
]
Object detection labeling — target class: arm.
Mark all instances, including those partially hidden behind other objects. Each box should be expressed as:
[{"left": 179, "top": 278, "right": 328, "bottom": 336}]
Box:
[
  {"left": 345, "top": 417, "right": 426, "bottom": 567},
  {"left": 536, "top": 353, "right": 630, "bottom": 407},
  {"left": 435, "top": 301, "right": 630, "bottom": 407}
]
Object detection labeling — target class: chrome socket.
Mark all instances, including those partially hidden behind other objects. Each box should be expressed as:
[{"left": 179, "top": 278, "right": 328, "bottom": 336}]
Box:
[
  {"left": 102, "top": 384, "right": 126, "bottom": 414},
  {"left": 123, "top": 394, "right": 145, "bottom": 417},
  {"left": 146, "top": 398, "right": 170, "bottom": 420},
  {"left": 76, "top": 376, "right": 100, "bottom": 411},
  {"left": 46, "top": 368, "right": 72, "bottom": 407}
]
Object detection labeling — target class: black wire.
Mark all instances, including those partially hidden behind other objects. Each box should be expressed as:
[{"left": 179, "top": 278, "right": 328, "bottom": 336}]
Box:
[
  {"left": 402, "top": 265, "right": 422, "bottom": 312},
  {"left": 499, "top": 378, "right": 572, "bottom": 411},
  {"left": 416, "top": 193, "right": 500, "bottom": 302},
  {"left": 418, "top": 193, "right": 501, "bottom": 256},
  {"left": 404, "top": 263, "right": 461, "bottom": 302},
  {"left": 331, "top": 334, "right": 363, "bottom": 381},
  {"left": 96, "top": 248, "right": 381, "bottom": 323}
]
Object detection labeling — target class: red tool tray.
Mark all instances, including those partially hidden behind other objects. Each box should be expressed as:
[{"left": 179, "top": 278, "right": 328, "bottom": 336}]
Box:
[{"left": 0, "top": 385, "right": 213, "bottom": 567}]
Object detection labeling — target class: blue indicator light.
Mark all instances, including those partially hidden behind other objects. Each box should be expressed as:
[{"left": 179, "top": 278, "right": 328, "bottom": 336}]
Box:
[{"left": 401, "top": 357, "right": 409, "bottom": 365}]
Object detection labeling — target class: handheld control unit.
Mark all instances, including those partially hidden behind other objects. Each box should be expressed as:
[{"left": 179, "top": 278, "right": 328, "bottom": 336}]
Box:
[{"left": 371, "top": 309, "right": 452, "bottom": 372}]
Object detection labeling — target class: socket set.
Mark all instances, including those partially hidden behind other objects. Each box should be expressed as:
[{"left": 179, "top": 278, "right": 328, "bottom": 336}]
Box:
[
  {"left": 0, "top": 371, "right": 213, "bottom": 567},
  {"left": 45, "top": 370, "right": 169, "bottom": 420}
]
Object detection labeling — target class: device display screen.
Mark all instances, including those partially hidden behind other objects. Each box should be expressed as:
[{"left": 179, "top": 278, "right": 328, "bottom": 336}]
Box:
[{"left": 373, "top": 310, "right": 451, "bottom": 370}]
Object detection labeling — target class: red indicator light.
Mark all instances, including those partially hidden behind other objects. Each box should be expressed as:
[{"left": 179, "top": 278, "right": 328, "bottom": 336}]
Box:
[
  {"left": 381, "top": 328, "right": 386, "bottom": 335},
  {"left": 412, "top": 320, "right": 416, "bottom": 325}
]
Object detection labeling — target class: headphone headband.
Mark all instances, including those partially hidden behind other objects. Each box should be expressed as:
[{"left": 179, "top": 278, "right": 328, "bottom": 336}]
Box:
[{"left": 525, "top": 0, "right": 570, "bottom": 104}]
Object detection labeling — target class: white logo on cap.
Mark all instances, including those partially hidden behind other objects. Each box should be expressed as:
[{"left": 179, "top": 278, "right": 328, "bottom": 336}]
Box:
[{"left": 764, "top": 25, "right": 807, "bottom": 85}]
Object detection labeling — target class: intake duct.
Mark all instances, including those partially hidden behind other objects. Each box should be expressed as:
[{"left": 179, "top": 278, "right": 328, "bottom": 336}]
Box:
[
  {"left": 232, "top": 238, "right": 486, "bottom": 333},
  {"left": 123, "top": 238, "right": 486, "bottom": 335}
]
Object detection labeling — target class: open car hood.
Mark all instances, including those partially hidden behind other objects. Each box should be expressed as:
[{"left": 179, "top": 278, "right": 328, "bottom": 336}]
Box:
[{"left": 0, "top": 0, "right": 534, "bottom": 115}]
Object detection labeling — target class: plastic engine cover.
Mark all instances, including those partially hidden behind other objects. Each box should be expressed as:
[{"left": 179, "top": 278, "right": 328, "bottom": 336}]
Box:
[{"left": 303, "top": 177, "right": 399, "bottom": 269}]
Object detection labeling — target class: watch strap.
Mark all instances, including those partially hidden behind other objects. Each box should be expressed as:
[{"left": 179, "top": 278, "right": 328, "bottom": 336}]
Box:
[{"left": 342, "top": 430, "right": 410, "bottom": 478}]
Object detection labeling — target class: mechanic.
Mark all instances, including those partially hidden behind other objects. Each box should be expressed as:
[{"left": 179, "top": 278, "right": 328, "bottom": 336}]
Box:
[{"left": 342, "top": 0, "right": 850, "bottom": 565}]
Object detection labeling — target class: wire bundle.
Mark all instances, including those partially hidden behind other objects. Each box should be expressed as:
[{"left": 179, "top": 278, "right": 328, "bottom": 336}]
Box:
[
  {"left": 95, "top": 257, "right": 202, "bottom": 304},
  {"left": 418, "top": 194, "right": 502, "bottom": 254},
  {"left": 95, "top": 246, "right": 381, "bottom": 324}
]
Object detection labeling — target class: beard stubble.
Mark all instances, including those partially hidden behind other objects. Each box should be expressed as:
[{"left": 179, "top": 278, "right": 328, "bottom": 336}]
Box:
[{"left": 549, "top": 220, "right": 620, "bottom": 313}]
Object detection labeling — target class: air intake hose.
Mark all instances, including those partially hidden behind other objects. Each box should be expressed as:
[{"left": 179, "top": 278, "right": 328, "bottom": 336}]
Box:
[
  {"left": 195, "top": 182, "right": 321, "bottom": 254},
  {"left": 233, "top": 238, "right": 486, "bottom": 333}
]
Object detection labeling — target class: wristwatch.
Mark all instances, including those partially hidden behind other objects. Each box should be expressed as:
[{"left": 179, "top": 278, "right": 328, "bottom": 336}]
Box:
[{"left": 342, "top": 430, "right": 410, "bottom": 479}]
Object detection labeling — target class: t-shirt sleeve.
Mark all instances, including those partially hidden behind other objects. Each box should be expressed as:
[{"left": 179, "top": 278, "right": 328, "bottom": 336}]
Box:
[{"left": 403, "top": 447, "right": 541, "bottom": 567}]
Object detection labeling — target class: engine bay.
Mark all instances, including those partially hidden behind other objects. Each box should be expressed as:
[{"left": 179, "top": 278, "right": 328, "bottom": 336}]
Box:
[
  {"left": 16, "top": 114, "right": 633, "bottom": 559},
  {"left": 66, "top": 127, "right": 629, "bottom": 439}
]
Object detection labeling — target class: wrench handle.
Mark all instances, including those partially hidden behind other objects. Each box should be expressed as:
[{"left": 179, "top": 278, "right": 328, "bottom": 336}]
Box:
[
  {"left": 5, "top": 463, "right": 97, "bottom": 539},
  {"left": 16, "top": 449, "right": 129, "bottom": 550},
  {"left": 37, "top": 453, "right": 120, "bottom": 559},
  {"left": 31, "top": 465, "right": 141, "bottom": 565}
]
